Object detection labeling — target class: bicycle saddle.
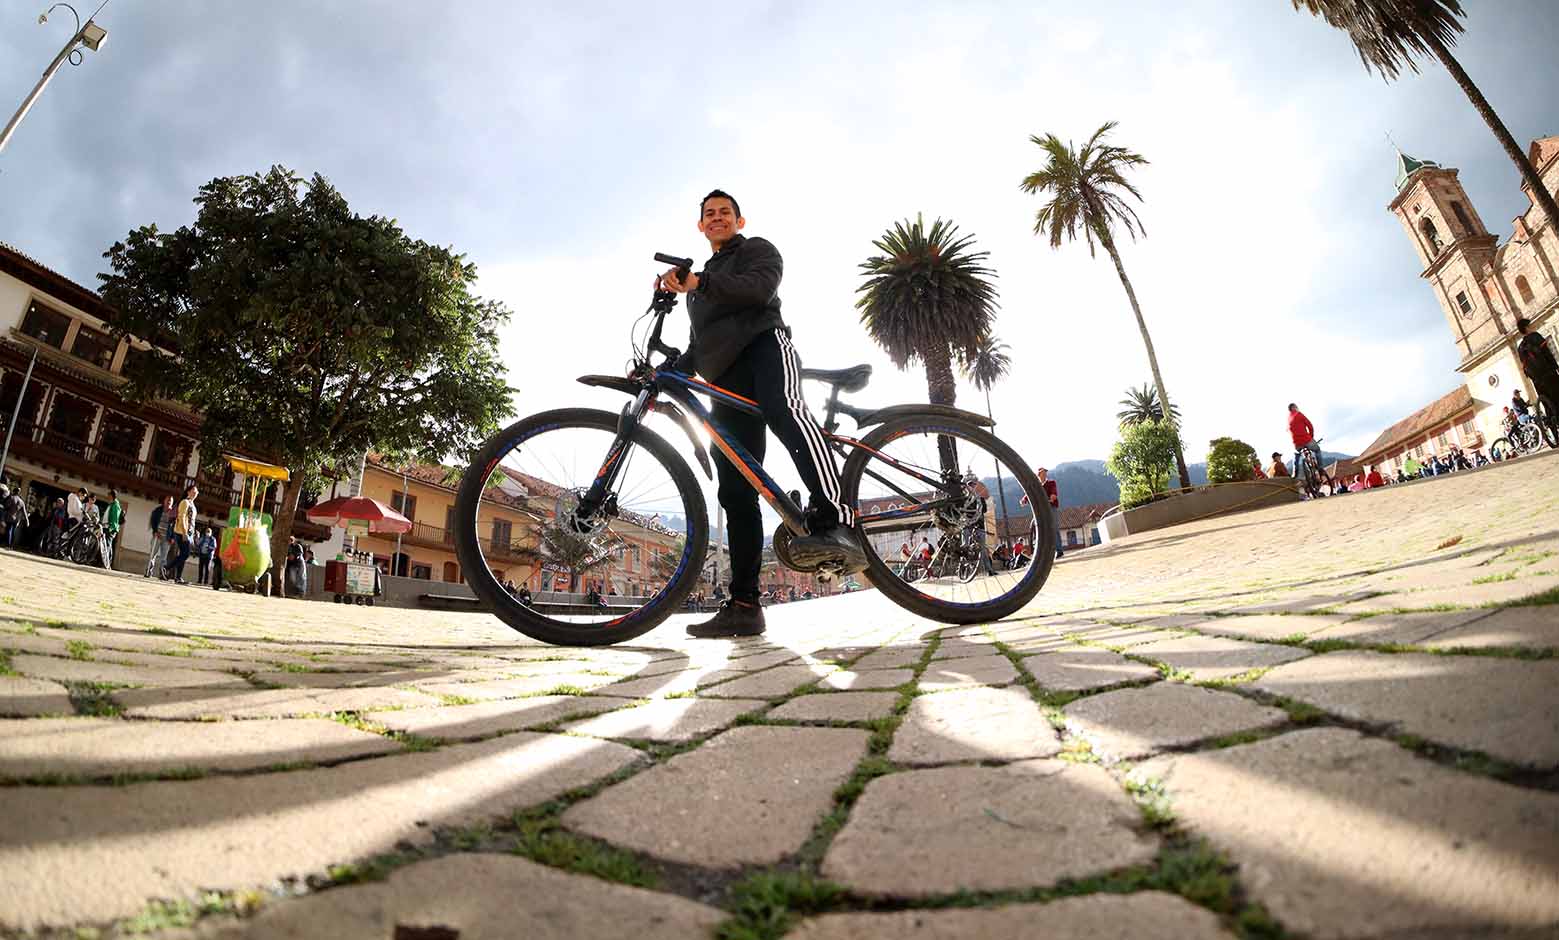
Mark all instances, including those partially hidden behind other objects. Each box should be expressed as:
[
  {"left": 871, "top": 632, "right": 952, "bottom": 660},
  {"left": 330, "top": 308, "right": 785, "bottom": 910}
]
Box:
[{"left": 800, "top": 363, "right": 872, "bottom": 393}]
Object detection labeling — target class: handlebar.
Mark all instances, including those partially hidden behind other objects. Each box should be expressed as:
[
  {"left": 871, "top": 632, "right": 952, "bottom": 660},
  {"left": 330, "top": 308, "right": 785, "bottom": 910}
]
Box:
[{"left": 654, "top": 252, "right": 694, "bottom": 275}]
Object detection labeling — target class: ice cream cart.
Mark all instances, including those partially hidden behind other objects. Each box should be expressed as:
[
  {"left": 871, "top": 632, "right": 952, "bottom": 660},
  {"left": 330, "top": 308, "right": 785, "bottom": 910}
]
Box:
[
  {"left": 212, "top": 456, "right": 290, "bottom": 593},
  {"left": 305, "top": 495, "right": 412, "bottom": 605}
]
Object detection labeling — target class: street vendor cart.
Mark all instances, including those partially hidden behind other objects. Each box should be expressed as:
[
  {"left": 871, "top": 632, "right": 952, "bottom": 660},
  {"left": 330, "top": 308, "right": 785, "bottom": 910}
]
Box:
[
  {"left": 306, "top": 495, "right": 412, "bottom": 605},
  {"left": 212, "top": 456, "right": 290, "bottom": 593}
]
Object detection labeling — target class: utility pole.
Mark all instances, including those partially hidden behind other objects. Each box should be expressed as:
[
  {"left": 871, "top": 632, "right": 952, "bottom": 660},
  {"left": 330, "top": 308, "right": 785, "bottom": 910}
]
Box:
[
  {"left": 0, "top": 346, "right": 39, "bottom": 482},
  {"left": 1, "top": 3, "right": 112, "bottom": 159}
]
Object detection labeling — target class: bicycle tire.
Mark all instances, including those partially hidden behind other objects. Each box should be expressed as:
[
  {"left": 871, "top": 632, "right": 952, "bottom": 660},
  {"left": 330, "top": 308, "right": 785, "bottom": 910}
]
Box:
[
  {"left": 70, "top": 532, "right": 96, "bottom": 566},
  {"left": 1490, "top": 438, "right": 1513, "bottom": 461},
  {"left": 453, "top": 408, "right": 708, "bottom": 647},
  {"left": 1536, "top": 398, "right": 1559, "bottom": 449},
  {"left": 840, "top": 415, "right": 1055, "bottom": 624},
  {"left": 1516, "top": 422, "right": 1541, "bottom": 454}
]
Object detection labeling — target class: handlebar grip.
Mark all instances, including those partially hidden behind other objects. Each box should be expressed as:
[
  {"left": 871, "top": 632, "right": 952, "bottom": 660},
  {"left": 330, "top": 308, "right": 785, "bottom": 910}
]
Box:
[{"left": 654, "top": 252, "right": 695, "bottom": 271}]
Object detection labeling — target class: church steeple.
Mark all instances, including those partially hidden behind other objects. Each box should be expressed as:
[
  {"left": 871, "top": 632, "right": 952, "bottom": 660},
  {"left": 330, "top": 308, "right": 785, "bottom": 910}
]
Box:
[{"left": 1394, "top": 148, "right": 1442, "bottom": 191}]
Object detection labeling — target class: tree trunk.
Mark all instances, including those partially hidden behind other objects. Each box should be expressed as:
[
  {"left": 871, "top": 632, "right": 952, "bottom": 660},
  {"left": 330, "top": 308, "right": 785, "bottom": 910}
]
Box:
[
  {"left": 267, "top": 477, "right": 303, "bottom": 597},
  {"left": 923, "top": 343, "right": 960, "bottom": 473},
  {"left": 1426, "top": 30, "right": 1559, "bottom": 240},
  {"left": 986, "top": 387, "right": 1012, "bottom": 534},
  {"left": 1103, "top": 237, "right": 1191, "bottom": 489}
]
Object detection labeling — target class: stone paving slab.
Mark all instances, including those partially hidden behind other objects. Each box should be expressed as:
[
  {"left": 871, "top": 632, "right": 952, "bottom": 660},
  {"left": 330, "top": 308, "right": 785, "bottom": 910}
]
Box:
[
  {"left": 1254, "top": 651, "right": 1559, "bottom": 767},
  {"left": 0, "top": 632, "right": 75, "bottom": 656},
  {"left": 593, "top": 667, "right": 747, "bottom": 699},
  {"left": 561, "top": 697, "right": 767, "bottom": 742},
  {"left": 1177, "top": 613, "right": 1348, "bottom": 642},
  {"left": 187, "top": 853, "right": 726, "bottom": 939},
  {"left": 0, "top": 717, "right": 401, "bottom": 778},
  {"left": 928, "top": 638, "right": 996, "bottom": 661},
  {"left": 1334, "top": 574, "right": 1559, "bottom": 613},
  {"left": 917, "top": 654, "right": 1018, "bottom": 691},
  {"left": 1063, "top": 683, "right": 1289, "bottom": 762},
  {"left": 246, "top": 669, "right": 446, "bottom": 689},
  {"left": 372, "top": 695, "right": 624, "bottom": 740},
  {"left": 769, "top": 691, "right": 900, "bottom": 723},
  {"left": 0, "top": 675, "right": 73, "bottom": 716},
  {"left": 818, "top": 668, "right": 914, "bottom": 691},
  {"left": 786, "top": 891, "right": 1236, "bottom": 938},
  {"left": 564, "top": 726, "right": 867, "bottom": 868},
  {"left": 1139, "top": 728, "right": 1559, "bottom": 938},
  {"left": 889, "top": 686, "right": 1060, "bottom": 765},
  {"left": 821, "top": 761, "right": 1156, "bottom": 896},
  {"left": 698, "top": 665, "right": 830, "bottom": 698},
  {"left": 0, "top": 731, "right": 643, "bottom": 928},
  {"left": 1127, "top": 634, "right": 1310, "bottom": 680},
  {"left": 1428, "top": 606, "right": 1559, "bottom": 650},
  {"left": 9, "top": 654, "right": 246, "bottom": 689},
  {"left": 1306, "top": 609, "right": 1494, "bottom": 646},
  {"left": 1060, "top": 624, "right": 1172, "bottom": 647},
  {"left": 847, "top": 646, "right": 925, "bottom": 671},
  {"left": 412, "top": 672, "right": 620, "bottom": 701},
  {"left": 1002, "top": 633, "right": 1074, "bottom": 654},
  {"left": 114, "top": 685, "right": 443, "bottom": 719},
  {"left": 1019, "top": 646, "right": 1159, "bottom": 692}
]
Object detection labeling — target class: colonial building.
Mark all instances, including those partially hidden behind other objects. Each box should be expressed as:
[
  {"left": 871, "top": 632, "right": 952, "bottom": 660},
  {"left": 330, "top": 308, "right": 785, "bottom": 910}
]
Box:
[
  {"left": 0, "top": 242, "right": 330, "bottom": 572},
  {"left": 996, "top": 504, "right": 1110, "bottom": 553},
  {"left": 1371, "top": 137, "right": 1559, "bottom": 469}
]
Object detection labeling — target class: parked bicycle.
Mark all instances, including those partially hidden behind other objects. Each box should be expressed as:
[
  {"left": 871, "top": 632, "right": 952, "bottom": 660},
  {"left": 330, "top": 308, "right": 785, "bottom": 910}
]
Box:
[
  {"left": 453, "top": 253, "right": 1057, "bottom": 646},
  {"left": 52, "top": 505, "right": 111, "bottom": 569},
  {"left": 1491, "top": 412, "right": 1545, "bottom": 461}
]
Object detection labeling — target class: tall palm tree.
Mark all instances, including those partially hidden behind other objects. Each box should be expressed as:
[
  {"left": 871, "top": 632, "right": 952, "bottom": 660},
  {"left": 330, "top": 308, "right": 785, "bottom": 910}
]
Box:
[
  {"left": 1117, "top": 382, "right": 1182, "bottom": 428},
  {"left": 1291, "top": 0, "right": 1559, "bottom": 236},
  {"left": 1021, "top": 122, "right": 1191, "bottom": 489},
  {"left": 857, "top": 215, "right": 999, "bottom": 469},
  {"left": 961, "top": 334, "right": 1014, "bottom": 529},
  {"left": 538, "top": 521, "right": 613, "bottom": 592}
]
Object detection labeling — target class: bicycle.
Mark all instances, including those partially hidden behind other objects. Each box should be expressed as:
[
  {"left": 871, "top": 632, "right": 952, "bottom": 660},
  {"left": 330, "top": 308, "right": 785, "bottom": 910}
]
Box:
[
  {"left": 1491, "top": 415, "right": 1544, "bottom": 461},
  {"left": 1295, "top": 439, "right": 1329, "bottom": 499},
  {"left": 52, "top": 507, "right": 111, "bottom": 569},
  {"left": 1535, "top": 394, "right": 1559, "bottom": 449},
  {"left": 452, "top": 252, "right": 1057, "bottom": 646}
]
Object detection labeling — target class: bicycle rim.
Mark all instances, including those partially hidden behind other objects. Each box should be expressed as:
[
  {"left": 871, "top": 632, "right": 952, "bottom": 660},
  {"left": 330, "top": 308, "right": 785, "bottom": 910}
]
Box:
[
  {"left": 454, "top": 408, "right": 707, "bottom": 646},
  {"left": 843, "top": 417, "right": 1053, "bottom": 623}
]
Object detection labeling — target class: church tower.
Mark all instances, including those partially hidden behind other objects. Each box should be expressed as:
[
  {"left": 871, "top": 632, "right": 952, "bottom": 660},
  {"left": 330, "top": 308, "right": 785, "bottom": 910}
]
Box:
[{"left": 1388, "top": 150, "right": 1506, "bottom": 364}]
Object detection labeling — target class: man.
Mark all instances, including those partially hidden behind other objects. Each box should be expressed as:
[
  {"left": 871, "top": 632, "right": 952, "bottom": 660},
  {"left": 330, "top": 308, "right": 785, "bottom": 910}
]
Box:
[
  {"left": 196, "top": 527, "right": 217, "bottom": 585},
  {"left": 146, "top": 496, "right": 173, "bottom": 578},
  {"left": 0, "top": 485, "right": 25, "bottom": 549},
  {"left": 1364, "top": 466, "right": 1385, "bottom": 489},
  {"left": 1035, "top": 467, "right": 1062, "bottom": 559},
  {"left": 658, "top": 189, "right": 864, "bottom": 638},
  {"left": 1511, "top": 389, "right": 1532, "bottom": 422},
  {"left": 65, "top": 487, "right": 86, "bottom": 533},
  {"left": 101, "top": 490, "right": 122, "bottom": 566},
  {"left": 1267, "top": 452, "right": 1290, "bottom": 479},
  {"left": 164, "top": 484, "right": 198, "bottom": 584},
  {"left": 1250, "top": 460, "right": 1268, "bottom": 480},
  {"left": 1514, "top": 317, "right": 1559, "bottom": 424},
  {"left": 1287, "top": 404, "right": 1331, "bottom": 492}
]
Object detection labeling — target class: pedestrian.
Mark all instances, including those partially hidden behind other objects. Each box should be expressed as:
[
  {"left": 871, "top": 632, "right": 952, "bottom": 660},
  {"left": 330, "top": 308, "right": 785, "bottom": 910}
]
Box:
[
  {"left": 100, "top": 489, "right": 122, "bottom": 567},
  {"left": 1512, "top": 318, "right": 1559, "bottom": 423},
  {"left": 1250, "top": 460, "right": 1268, "bottom": 480},
  {"left": 1035, "top": 467, "right": 1062, "bottom": 558},
  {"left": 163, "top": 484, "right": 198, "bottom": 584},
  {"left": 284, "top": 536, "right": 306, "bottom": 596},
  {"left": 196, "top": 527, "right": 217, "bottom": 584},
  {"left": 65, "top": 487, "right": 85, "bottom": 534},
  {"left": 0, "top": 485, "right": 26, "bottom": 549},
  {"left": 146, "top": 495, "right": 173, "bottom": 577},
  {"left": 1364, "top": 466, "right": 1385, "bottom": 489}
]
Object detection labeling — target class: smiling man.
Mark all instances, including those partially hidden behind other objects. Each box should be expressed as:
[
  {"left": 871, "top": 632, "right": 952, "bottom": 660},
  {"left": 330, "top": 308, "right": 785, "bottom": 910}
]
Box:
[{"left": 657, "top": 189, "right": 865, "bottom": 638}]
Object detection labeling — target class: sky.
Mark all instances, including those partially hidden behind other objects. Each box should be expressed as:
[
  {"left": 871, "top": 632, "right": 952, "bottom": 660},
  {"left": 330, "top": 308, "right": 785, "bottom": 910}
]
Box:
[{"left": 2, "top": 0, "right": 1556, "bottom": 505}]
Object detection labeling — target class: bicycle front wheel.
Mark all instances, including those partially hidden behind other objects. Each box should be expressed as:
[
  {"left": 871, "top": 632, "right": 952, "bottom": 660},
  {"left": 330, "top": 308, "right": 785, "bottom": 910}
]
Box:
[
  {"left": 453, "top": 408, "right": 708, "bottom": 646},
  {"left": 841, "top": 415, "right": 1055, "bottom": 624}
]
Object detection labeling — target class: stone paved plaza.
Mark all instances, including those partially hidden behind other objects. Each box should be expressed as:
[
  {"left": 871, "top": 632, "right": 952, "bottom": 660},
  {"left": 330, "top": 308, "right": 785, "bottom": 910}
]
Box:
[{"left": 2, "top": 455, "right": 1557, "bottom": 939}]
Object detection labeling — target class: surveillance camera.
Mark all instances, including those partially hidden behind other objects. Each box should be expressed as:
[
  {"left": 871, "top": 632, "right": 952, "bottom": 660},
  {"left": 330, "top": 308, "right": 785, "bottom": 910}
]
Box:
[{"left": 80, "top": 21, "right": 107, "bottom": 51}]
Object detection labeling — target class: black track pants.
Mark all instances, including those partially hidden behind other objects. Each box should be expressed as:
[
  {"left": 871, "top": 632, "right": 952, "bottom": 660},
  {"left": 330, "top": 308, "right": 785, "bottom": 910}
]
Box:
[{"left": 708, "top": 329, "right": 851, "bottom": 602}]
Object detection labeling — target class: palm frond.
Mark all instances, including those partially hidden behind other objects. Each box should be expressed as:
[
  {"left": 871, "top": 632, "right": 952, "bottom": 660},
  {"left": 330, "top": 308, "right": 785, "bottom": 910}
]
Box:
[
  {"left": 1116, "top": 382, "right": 1181, "bottom": 427},
  {"left": 1291, "top": 0, "right": 1465, "bottom": 79}
]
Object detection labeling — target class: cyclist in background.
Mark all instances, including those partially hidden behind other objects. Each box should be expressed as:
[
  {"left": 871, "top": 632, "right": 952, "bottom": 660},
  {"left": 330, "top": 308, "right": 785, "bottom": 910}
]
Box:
[{"left": 1287, "top": 403, "right": 1333, "bottom": 494}]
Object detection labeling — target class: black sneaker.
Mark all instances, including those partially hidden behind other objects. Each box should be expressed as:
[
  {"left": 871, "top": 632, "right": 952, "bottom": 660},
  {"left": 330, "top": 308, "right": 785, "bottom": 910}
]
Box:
[
  {"left": 687, "top": 599, "right": 766, "bottom": 638},
  {"left": 788, "top": 525, "right": 868, "bottom": 573}
]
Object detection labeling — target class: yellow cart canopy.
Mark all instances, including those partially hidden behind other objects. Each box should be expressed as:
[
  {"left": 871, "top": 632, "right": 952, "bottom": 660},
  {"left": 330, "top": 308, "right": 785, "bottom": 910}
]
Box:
[{"left": 224, "top": 456, "right": 291, "bottom": 481}]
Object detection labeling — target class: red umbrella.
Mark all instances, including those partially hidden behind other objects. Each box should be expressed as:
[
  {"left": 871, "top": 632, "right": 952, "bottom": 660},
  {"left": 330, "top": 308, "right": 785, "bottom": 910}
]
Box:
[{"left": 306, "top": 496, "right": 412, "bottom": 534}]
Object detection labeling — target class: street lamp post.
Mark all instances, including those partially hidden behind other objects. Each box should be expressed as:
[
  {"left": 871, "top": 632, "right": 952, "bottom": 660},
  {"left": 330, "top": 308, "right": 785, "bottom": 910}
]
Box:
[{"left": 0, "top": 3, "right": 112, "bottom": 158}]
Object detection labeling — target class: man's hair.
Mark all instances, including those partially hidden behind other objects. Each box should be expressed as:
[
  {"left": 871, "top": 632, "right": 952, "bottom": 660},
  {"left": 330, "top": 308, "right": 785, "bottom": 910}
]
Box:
[
  {"left": 1515, "top": 316, "right": 1531, "bottom": 332},
  {"left": 1287, "top": 402, "right": 1297, "bottom": 411},
  {"left": 700, "top": 189, "right": 741, "bottom": 219},
  {"left": 1271, "top": 452, "right": 1282, "bottom": 460}
]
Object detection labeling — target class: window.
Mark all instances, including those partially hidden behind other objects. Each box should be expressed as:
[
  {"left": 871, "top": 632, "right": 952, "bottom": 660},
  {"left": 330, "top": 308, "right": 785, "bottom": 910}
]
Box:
[
  {"left": 1455, "top": 291, "right": 1473, "bottom": 317},
  {"left": 69, "top": 325, "right": 115, "bottom": 370},
  {"left": 411, "top": 563, "right": 432, "bottom": 581},
  {"left": 1066, "top": 529, "right": 1079, "bottom": 547},
  {"left": 44, "top": 391, "right": 96, "bottom": 454},
  {"left": 1449, "top": 200, "right": 1474, "bottom": 233},
  {"left": 0, "top": 372, "right": 46, "bottom": 430},
  {"left": 390, "top": 491, "right": 417, "bottom": 521},
  {"left": 20, "top": 301, "right": 71, "bottom": 348},
  {"left": 442, "top": 561, "right": 460, "bottom": 583},
  {"left": 96, "top": 411, "right": 147, "bottom": 472},
  {"left": 1516, "top": 275, "right": 1535, "bottom": 305},
  {"left": 149, "top": 428, "right": 193, "bottom": 486},
  {"left": 491, "top": 518, "right": 512, "bottom": 553},
  {"left": 444, "top": 505, "right": 457, "bottom": 543}
]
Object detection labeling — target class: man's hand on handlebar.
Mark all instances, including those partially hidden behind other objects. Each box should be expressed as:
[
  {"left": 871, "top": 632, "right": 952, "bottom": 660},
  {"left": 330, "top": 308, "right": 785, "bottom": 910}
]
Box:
[{"left": 657, "top": 269, "right": 699, "bottom": 294}]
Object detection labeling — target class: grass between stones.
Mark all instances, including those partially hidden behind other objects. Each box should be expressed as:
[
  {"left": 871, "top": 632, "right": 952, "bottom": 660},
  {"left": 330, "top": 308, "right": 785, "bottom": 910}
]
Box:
[
  {"left": 64, "top": 680, "right": 128, "bottom": 717},
  {"left": 65, "top": 640, "right": 93, "bottom": 661},
  {"left": 0, "top": 648, "right": 13, "bottom": 674}
]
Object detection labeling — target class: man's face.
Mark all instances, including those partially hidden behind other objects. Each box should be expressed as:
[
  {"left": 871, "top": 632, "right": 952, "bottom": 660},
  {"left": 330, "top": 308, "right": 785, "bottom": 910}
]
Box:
[{"left": 698, "top": 197, "right": 744, "bottom": 245}]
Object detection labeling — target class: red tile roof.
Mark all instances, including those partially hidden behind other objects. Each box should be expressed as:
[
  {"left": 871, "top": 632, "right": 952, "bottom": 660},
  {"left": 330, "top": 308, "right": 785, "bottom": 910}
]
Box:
[{"left": 1356, "top": 386, "right": 1474, "bottom": 461}]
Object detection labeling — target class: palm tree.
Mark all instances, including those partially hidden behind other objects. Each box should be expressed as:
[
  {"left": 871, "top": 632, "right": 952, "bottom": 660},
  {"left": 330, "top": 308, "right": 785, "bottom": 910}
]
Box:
[
  {"left": 1290, "top": 0, "right": 1559, "bottom": 236},
  {"left": 538, "top": 520, "right": 613, "bottom": 592},
  {"left": 1117, "top": 382, "right": 1182, "bottom": 428},
  {"left": 960, "top": 335, "right": 1014, "bottom": 529},
  {"left": 857, "top": 215, "right": 999, "bottom": 471},
  {"left": 1020, "top": 122, "right": 1191, "bottom": 489}
]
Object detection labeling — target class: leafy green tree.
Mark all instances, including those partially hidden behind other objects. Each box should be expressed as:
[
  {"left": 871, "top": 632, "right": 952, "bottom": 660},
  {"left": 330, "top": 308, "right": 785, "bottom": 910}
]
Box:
[
  {"left": 960, "top": 334, "right": 1015, "bottom": 527},
  {"left": 1117, "top": 382, "right": 1181, "bottom": 428},
  {"left": 538, "top": 521, "right": 615, "bottom": 593},
  {"left": 99, "top": 166, "right": 513, "bottom": 592},
  {"left": 1021, "top": 123, "right": 1190, "bottom": 490},
  {"left": 649, "top": 539, "right": 685, "bottom": 584},
  {"left": 1290, "top": 0, "right": 1559, "bottom": 236},
  {"left": 1206, "top": 437, "right": 1260, "bottom": 484},
  {"left": 1106, "top": 419, "right": 1183, "bottom": 509}
]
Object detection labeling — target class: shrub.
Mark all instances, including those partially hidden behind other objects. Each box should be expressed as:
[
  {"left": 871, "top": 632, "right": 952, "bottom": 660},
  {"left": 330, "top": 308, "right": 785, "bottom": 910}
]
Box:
[
  {"left": 1107, "top": 419, "right": 1182, "bottom": 509},
  {"left": 1206, "top": 437, "right": 1259, "bottom": 484}
]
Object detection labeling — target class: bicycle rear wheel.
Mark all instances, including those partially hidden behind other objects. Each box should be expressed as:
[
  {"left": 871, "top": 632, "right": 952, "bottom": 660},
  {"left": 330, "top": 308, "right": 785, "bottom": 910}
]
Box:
[
  {"left": 840, "top": 415, "right": 1055, "bottom": 624},
  {"left": 1536, "top": 398, "right": 1559, "bottom": 449},
  {"left": 453, "top": 408, "right": 708, "bottom": 646}
]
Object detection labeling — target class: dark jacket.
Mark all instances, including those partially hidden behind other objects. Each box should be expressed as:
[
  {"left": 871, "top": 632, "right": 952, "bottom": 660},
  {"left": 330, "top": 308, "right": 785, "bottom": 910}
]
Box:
[
  {"left": 683, "top": 234, "right": 786, "bottom": 380},
  {"left": 1518, "top": 331, "right": 1559, "bottom": 385}
]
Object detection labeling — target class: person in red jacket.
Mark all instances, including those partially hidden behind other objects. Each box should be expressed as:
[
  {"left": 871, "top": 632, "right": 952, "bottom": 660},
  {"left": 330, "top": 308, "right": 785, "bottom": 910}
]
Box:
[
  {"left": 1287, "top": 403, "right": 1333, "bottom": 494},
  {"left": 1036, "top": 467, "right": 1062, "bottom": 558},
  {"left": 1363, "top": 466, "right": 1386, "bottom": 489}
]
